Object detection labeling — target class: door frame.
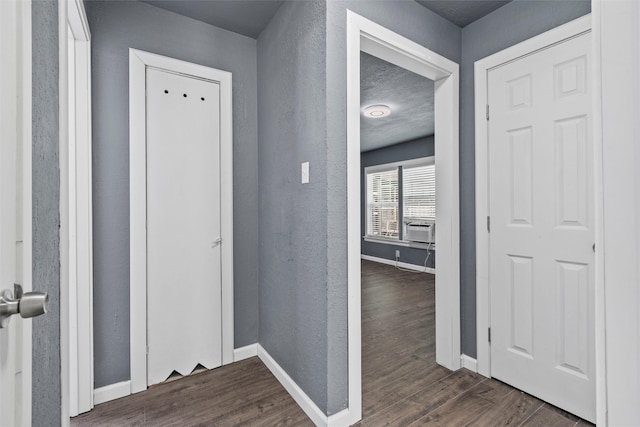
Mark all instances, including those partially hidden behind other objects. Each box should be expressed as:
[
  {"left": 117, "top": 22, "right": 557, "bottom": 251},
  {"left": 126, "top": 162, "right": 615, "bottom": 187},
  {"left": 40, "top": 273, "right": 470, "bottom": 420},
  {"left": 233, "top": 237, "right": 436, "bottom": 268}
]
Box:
[
  {"left": 346, "top": 11, "right": 461, "bottom": 424},
  {"left": 60, "top": 0, "right": 94, "bottom": 417},
  {"left": 594, "top": 1, "right": 640, "bottom": 424},
  {"left": 474, "top": 13, "right": 605, "bottom": 422},
  {"left": 0, "top": 0, "right": 33, "bottom": 423},
  {"left": 129, "top": 49, "right": 234, "bottom": 393}
]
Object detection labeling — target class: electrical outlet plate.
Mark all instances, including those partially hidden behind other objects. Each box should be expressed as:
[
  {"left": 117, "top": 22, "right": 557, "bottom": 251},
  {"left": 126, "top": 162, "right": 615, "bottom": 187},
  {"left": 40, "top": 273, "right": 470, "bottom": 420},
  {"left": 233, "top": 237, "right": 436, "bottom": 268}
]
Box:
[{"left": 301, "top": 162, "right": 309, "bottom": 184}]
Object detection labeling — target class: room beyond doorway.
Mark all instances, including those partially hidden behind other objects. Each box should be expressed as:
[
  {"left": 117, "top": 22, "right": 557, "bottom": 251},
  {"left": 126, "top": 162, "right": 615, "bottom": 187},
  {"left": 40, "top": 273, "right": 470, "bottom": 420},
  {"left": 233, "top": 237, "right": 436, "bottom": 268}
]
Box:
[{"left": 346, "top": 11, "right": 461, "bottom": 423}]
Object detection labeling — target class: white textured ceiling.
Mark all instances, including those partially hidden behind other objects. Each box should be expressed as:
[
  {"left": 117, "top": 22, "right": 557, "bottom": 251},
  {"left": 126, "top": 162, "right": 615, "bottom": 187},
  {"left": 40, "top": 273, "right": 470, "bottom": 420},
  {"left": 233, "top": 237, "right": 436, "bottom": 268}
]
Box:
[{"left": 360, "top": 52, "right": 434, "bottom": 153}]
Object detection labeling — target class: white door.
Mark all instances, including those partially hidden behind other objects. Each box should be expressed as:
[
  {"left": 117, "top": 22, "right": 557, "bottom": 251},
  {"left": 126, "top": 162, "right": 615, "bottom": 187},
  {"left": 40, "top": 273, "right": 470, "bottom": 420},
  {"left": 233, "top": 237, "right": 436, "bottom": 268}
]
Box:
[
  {"left": 488, "top": 32, "right": 594, "bottom": 422},
  {"left": 0, "top": 1, "right": 31, "bottom": 425},
  {"left": 146, "top": 68, "right": 222, "bottom": 386}
]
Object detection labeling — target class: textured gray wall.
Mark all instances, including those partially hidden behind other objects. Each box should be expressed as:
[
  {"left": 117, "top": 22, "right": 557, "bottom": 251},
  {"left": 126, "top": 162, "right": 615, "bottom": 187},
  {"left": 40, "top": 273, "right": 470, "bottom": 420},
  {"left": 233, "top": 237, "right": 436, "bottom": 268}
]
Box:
[
  {"left": 32, "top": 0, "right": 61, "bottom": 425},
  {"left": 257, "top": 1, "right": 455, "bottom": 415},
  {"left": 361, "top": 137, "right": 435, "bottom": 269},
  {"left": 86, "top": 0, "right": 259, "bottom": 388},
  {"left": 257, "top": 0, "right": 332, "bottom": 414},
  {"left": 459, "top": 0, "right": 592, "bottom": 358},
  {"left": 324, "top": 0, "right": 461, "bottom": 414}
]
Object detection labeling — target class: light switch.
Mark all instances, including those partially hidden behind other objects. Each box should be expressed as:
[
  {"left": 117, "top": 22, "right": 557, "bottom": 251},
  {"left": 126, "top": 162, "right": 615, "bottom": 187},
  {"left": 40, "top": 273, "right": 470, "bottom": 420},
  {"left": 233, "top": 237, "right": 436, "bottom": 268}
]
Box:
[{"left": 301, "top": 162, "right": 310, "bottom": 184}]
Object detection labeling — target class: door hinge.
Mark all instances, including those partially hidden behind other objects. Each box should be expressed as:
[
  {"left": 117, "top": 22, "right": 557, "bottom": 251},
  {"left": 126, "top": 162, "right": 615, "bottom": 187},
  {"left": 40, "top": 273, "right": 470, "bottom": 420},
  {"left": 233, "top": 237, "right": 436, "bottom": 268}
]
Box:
[
  {"left": 486, "top": 105, "right": 490, "bottom": 121},
  {"left": 488, "top": 327, "right": 491, "bottom": 343},
  {"left": 487, "top": 216, "right": 490, "bottom": 233}
]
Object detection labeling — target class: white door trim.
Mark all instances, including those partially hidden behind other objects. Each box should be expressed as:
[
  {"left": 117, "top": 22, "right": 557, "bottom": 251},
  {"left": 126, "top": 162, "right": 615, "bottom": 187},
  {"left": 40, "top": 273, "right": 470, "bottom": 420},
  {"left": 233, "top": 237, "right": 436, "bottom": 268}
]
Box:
[
  {"left": 474, "top": 12, "right": 604, "bottom": 421},
  {"left": 594, "top": 1, "right": 640, "bottom": 425},
  {"left": 63, "top": 0, "right": 94, "bottom": 417},
  {"left": 59, "top": 0, "right": 70, "bottom": 424},
  {"left": 129, "top": 49, "right": 234, "bottom": 393},
  {"left": 347, "top": 11, "right": 461, "bottom": 424}
]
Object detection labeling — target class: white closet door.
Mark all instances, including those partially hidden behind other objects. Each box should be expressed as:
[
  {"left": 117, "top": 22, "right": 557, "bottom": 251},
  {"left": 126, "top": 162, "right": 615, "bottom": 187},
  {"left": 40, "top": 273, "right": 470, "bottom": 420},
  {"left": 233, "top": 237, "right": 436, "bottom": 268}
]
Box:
[
  {"left": 146, "top": 68, "right": 221, "bottom": 386},
  {"left": 488, "top": 32, "right": 595, "bottom": 422}
]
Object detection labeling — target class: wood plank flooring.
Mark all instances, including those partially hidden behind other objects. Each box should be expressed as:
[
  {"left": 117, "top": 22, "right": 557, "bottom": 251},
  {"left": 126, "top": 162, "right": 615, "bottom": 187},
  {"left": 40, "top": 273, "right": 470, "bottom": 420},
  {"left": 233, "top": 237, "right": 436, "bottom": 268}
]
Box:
[
  {"left": 355, "top": 260, "right": 592, "bottom": 427},
  {"left": 71, "top": 357, "right": 312, "bottom": 426},
  {"left": 72, "top": 260, "right": 594, "bottom": 426}
]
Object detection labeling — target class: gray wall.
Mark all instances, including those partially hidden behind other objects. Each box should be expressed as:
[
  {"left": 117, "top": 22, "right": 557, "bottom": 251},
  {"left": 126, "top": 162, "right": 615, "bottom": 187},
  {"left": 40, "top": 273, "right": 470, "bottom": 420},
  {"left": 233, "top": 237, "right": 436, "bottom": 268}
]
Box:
[
  {"left": 459, "top": 0, "right": 592, "bottom": 358},
  {"left": 32, "top": 0, "right": 61, "bottom": 425},
  {"left": 257, "top": 0, "right": 332, "bottom": 414},
  {"left": 324, "top": 0, "right": 461, "bottom": 414},
  {"left": 361, "top": 137, "right": 436, "bottom": 268},
  {"left": 86, "top": 0, "right": 259, "bottom": 388},
  {"left": 257, "top": 0, "right": 460, "bottom": 415}
]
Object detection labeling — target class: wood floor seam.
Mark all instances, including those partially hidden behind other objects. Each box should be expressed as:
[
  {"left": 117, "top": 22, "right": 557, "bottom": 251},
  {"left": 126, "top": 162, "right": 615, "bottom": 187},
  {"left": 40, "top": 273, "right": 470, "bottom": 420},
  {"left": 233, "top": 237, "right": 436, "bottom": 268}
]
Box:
[{"left": 515, "top": 401, "right": 546, "bottom": 427}]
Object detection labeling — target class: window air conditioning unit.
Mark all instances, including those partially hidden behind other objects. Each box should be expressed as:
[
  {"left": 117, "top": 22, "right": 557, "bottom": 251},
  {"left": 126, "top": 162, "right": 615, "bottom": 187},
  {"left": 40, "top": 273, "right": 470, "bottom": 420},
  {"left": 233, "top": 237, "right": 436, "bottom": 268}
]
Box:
[{"left": 405, "top": 222, "right": 435, "bottom": 244}]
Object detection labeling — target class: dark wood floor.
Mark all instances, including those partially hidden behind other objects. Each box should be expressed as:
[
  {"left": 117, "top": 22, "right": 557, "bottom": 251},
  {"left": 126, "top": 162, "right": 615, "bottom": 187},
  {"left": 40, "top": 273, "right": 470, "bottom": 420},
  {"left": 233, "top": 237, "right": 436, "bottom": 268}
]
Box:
[
  {"left": 355, "top": 260, "right": 592, "bottom": 426},
  {"left": 71, "top": 357, "right": 312, "bottom": 426},
  {"left": 73, "top": 260, "right": 593, "bottom": 426}
]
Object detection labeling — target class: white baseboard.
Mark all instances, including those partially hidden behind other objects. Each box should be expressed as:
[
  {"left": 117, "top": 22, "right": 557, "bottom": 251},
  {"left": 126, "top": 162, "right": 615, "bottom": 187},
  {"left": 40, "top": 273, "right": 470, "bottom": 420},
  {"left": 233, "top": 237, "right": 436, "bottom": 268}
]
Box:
[
  {"left": 234, "top": 343, "right": 258, "bottom": 362},
  {"left": 258, "top": 344, "right": 350, "bottom": 426},
  {"left": 361, "top": 254, "right": 435, "bottom": 274},
  {"left": 328, "top": 408, "right": 351, "bottom": 427},
  {"left": 460, "top": 354, "right": 478, "bottom": 373},
  {"left": 94, "top": 380, "right": 131, "bottom": 405}
]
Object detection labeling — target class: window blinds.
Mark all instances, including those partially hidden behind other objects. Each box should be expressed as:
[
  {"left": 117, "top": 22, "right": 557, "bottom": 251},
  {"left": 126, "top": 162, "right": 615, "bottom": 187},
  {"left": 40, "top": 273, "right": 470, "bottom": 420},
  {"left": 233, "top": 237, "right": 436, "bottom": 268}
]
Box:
[
  {"left": 366, "top": 169, "right": 399, "bottom": 238},
  {"left": 403, "top": 164, "right": 436, "bottom": 221}
]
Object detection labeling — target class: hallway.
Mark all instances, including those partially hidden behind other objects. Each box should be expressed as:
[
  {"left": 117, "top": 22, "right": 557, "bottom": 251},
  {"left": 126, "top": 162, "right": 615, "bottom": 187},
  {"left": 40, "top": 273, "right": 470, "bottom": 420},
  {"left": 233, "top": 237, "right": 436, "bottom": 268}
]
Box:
[{"left": 72, "top": 261, "right": 592, "bottom": 426}]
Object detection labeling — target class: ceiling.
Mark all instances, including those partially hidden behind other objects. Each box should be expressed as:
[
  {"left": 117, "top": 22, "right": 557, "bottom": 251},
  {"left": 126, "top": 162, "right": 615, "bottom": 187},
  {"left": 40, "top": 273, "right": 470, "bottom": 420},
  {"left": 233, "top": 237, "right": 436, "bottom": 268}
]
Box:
[
  {"left": 416, "top": 0, "right": 511, "bottom": 27},
  {"left": 141, "top": 0, "right": 284, "bottom": 39},
  {"left": 360, "top": 52, "right": 434, "bottom": 153},
  {"left": 142, "top": 1, "right": 511, "bottom": 39}
]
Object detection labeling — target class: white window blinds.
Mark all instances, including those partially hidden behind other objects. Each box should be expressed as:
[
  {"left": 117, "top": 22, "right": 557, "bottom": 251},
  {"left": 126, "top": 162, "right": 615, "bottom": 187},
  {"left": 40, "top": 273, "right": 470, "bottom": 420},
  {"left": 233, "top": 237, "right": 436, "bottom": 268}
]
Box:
[
  {"left": 366, "top": 169, "right": 399, "bottom": 238},
  {"left": 403, "top": 164, "right": 436, "bottom": 221}
]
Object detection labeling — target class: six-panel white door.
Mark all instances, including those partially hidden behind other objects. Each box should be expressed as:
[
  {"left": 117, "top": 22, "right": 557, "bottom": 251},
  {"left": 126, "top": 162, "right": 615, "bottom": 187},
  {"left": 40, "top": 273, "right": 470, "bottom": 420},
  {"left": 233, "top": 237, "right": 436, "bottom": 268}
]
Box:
[
  {"left": 488, "top": 32, "right": 595, "bottom": 422},
  {"left": 146, "top": 68, "right": 222, "bottom": 386}
]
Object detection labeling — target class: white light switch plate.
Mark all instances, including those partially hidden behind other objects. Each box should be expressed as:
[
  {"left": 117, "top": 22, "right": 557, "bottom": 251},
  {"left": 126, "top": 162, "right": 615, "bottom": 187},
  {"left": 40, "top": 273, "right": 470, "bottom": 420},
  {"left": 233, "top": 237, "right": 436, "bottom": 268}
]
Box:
[{"left": 301, "top": 161, "right": 309, "bottom": 184}]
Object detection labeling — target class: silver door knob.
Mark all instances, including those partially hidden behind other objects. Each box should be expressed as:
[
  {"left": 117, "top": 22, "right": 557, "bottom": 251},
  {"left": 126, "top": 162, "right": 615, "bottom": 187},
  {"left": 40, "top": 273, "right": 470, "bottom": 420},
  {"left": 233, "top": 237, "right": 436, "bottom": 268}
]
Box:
[{"left": 0, "top": 284, "right": 48, "bottom": 328}]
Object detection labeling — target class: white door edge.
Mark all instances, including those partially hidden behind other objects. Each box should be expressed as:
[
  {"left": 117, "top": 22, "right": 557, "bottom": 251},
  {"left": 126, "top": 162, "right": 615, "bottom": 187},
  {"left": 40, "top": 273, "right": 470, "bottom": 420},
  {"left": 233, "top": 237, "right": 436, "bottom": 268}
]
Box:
[
  {"left": 0, "top": 0, "right": 33, "bottom": 424},
  {"left": 346, "top": 10, "right": 461, "bottom": 425},
  {"left": 129, "top": 49, "right": 234, "bottom": 394},
  {"left": 474, "top": 12, "right": 604, "bottom": 422},
  {"left": 20, "top": 0, "right": 33, "bottom": 424}
]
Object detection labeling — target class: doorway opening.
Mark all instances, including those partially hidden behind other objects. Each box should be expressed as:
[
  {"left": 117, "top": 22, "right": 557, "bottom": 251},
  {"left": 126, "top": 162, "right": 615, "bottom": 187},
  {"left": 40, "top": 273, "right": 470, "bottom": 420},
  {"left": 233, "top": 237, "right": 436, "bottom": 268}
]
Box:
[
  {"left": 346, "top": 11, "right": 460, "bottom": 424},
  {"left": 359, "top": 50, "right": 439, "bottom": 417}
]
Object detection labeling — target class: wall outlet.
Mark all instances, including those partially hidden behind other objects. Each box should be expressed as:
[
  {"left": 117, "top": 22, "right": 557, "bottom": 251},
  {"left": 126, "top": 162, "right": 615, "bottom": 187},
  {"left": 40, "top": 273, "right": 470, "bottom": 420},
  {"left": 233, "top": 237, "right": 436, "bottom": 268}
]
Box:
[
  {"left": 395, "top": 250, "right": 400, "bottom": 259},
  {"left": 301, "top": 161, "right": 310, "bottom": 184}
]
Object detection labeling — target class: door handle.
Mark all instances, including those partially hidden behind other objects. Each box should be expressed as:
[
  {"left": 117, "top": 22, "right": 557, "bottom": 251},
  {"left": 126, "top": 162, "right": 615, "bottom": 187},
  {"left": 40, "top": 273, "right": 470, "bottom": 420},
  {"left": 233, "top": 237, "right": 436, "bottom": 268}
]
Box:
[
  {"left": 211, "top": 238, "right": 222, "bottom": 248},
  {"left": 0, "top": 284, "right": 48, "bottom": 328}
]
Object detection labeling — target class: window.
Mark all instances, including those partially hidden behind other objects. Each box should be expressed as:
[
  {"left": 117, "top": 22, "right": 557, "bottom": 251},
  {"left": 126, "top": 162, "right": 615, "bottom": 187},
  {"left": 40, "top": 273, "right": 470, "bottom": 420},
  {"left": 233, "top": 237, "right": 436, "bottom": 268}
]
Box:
[
  {"left": 403, "top": 163, "right": 436, "bottom": 222},
  {"left": 366, "top": 169, "right": 399, "bottom": 238},
  {"left": 365, "top": 157, "right": 435, "bottom": 241}
]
